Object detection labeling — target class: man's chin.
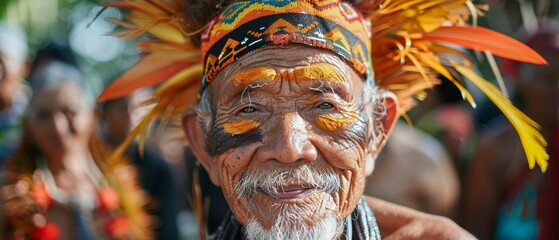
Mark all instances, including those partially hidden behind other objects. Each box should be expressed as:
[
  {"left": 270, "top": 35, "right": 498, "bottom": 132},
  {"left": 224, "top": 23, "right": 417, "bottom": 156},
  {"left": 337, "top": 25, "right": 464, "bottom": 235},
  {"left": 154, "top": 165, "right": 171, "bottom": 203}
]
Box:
[
  {"left": 242, "top": 191, "right": 337, "bottom": 227},
  {"left": 244, "top": 211, "right": 343, "bottom": 240}
]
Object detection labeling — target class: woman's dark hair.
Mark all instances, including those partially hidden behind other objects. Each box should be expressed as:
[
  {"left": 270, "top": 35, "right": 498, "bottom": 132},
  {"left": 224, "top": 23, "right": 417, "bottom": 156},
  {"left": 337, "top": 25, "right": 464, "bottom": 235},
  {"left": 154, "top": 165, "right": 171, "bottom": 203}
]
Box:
[
  {"left": 28, "top": 42, "right": 79, "bottom": 79},
  {"left": 5, "top": 129, "right": 40, "bottom": 180}
]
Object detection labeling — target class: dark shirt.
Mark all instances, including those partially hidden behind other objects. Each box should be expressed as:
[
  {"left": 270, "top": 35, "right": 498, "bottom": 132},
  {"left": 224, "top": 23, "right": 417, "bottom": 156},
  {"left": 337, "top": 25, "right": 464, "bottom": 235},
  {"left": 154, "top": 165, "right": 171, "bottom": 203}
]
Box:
[{"left": 127, "top": 143, "right": 179, "bottom": 240}]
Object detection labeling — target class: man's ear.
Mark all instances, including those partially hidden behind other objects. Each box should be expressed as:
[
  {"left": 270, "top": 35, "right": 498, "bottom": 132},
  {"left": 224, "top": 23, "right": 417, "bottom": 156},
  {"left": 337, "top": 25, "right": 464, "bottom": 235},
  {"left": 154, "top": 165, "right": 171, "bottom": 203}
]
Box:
[
  {"left": 365, "top": 91, "right": 399, "bottom": 175},
  {"left": 182, "top": 111, "right": 221, "bottom": 186}
]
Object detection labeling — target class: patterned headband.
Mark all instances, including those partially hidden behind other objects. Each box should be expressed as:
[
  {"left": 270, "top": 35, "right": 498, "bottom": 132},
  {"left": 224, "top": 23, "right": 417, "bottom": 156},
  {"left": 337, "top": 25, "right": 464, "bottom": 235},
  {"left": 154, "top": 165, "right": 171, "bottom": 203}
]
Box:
[{"left": 200, "top": 0, "right": 372, "bottom": 91}]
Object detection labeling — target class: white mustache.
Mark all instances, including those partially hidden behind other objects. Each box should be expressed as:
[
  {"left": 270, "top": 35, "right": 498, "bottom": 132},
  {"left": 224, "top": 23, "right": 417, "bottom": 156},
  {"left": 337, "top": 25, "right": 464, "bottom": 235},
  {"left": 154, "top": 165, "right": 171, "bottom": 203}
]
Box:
[{"left": 235, "top": 165, "right": 341, "bottom": 198}]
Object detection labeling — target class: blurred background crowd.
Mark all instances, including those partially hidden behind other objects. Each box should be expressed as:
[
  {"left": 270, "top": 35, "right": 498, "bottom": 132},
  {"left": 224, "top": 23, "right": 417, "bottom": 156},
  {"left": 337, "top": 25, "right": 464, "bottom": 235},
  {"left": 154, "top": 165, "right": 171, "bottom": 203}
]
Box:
[{"left": 0, "top": 0, "right": 557, "bottom": 239}]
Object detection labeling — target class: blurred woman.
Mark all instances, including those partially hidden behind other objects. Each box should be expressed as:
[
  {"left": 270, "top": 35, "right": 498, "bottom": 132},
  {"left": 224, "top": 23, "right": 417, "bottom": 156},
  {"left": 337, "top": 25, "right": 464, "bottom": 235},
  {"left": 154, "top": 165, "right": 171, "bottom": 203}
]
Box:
[{"left": 1, "top": 61, "right": 150, "bottom": 240}]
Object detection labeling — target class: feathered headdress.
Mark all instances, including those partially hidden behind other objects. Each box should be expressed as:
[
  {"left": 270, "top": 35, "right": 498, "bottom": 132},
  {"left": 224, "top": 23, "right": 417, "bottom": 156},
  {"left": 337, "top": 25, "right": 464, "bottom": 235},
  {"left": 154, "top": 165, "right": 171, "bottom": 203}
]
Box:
[{"left": 97, "top": 0, "right": 549, "bottom": 172}]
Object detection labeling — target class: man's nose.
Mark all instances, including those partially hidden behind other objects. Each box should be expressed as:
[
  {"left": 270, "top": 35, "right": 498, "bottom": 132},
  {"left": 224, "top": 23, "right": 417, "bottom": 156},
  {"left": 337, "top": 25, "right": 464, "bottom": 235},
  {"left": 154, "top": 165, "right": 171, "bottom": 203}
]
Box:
[{"left": 255, "top": 112, "right": 318, "bottom": 164}]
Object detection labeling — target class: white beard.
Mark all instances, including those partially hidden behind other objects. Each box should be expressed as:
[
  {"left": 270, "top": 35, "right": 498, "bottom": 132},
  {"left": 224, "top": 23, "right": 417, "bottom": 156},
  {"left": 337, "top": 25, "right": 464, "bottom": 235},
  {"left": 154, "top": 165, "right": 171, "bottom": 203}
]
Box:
[
  {"left": 244, "top": 204, "right": 343, "bottom": 240},
  {"left": 237, "top": 164, "right": 344, "bottom": 240}
]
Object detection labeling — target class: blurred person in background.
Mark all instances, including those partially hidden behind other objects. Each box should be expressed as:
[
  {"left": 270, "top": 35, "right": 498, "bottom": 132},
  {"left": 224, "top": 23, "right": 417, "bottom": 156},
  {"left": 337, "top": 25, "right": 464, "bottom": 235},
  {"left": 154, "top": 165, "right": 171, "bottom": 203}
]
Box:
[
  {"left": 465, "top": 25, "right": 559, "bottom": 240},
  {"left": 408, "top": 77, "right": 477, "bottom": 222},
  {"left": 364, "top": 121, "right": 460, "bottom": 217},
  {"left": 0, "top": 21, "right": 29, "bottom": 166},
  {"left": 98, "top": 89, "right": 179, "bottom": 240},
  {"left": 1, "top": 61, "right": 150, "bottom": 239},
  {"left": 410, "top": 77, "right": 477, "bottom": 184}
]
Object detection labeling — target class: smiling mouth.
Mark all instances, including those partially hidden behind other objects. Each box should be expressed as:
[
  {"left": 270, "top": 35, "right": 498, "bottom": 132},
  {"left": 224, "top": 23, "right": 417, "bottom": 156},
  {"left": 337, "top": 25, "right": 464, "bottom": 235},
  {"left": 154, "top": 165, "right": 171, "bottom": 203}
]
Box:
[{"left": 261, "top": 186, "right": 316, "bottom": 200}]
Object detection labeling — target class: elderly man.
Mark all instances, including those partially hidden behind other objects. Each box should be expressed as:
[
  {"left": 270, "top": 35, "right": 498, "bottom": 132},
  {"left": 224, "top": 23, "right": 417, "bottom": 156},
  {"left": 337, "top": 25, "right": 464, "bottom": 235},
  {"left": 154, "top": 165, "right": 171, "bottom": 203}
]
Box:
[
  {"left": 98, "top": 0, "right": 548, "bottom": 239},
  {"left": 182, "top": 43, "right": 468, "bottom": 239},
  {"left": 0, "top": 22, "right": 28, "bottom": 164}
]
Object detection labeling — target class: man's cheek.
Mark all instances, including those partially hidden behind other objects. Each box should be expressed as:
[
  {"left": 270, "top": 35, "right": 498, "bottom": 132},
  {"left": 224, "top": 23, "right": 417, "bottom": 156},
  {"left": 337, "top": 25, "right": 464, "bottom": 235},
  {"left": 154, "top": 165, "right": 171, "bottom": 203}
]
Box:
[
  {"left": 318, "top": 118, "right": 368, "bottom": 164},
  {"left": 313, "top": 109, "right": 367, "bottom": 144},
  {"left": 219, "top": 168, "right": 251, "bottom": 224}
]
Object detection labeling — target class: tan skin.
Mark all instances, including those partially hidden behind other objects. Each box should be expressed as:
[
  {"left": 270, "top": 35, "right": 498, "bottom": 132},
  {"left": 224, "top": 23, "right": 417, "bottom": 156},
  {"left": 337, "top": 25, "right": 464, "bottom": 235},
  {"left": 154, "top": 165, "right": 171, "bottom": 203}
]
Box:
[
  {"left": 365, "top": 123, "right": 459, "bottom": 216},
  {"left": 184, "top": 45, "right": 474, "bottom": 239},
  {"left": 367, "top": 196, "right": 471, "bottom": 239},
  {"left": 0, "top": 53, "right": 27, "bottom": 111}
]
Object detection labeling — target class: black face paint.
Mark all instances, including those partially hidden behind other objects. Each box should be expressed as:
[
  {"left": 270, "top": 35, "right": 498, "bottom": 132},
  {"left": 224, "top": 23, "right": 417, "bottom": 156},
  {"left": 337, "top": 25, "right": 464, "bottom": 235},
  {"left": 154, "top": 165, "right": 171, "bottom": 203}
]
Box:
[{"left": 206, "top": 127, "right": 263, "bottom": 156}]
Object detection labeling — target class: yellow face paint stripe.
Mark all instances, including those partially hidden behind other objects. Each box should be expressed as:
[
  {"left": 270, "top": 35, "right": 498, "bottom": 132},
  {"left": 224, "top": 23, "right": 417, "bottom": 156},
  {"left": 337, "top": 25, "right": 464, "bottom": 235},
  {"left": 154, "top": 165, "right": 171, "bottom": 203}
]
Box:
[
  {"left": 230, "top": 67, "right": 278, "bottom": 87},
  {"left": 315, "top": 115, "right": 352, "bottom": 132},
  {"left": 223, "top": 119, "right": 261, "bottom": 135},
  {"left": 315, "top": 106, "right": 359, "bottom": 131},
  {"left": 291, "top": 63, "right": 347, "bottom": 82},
  {"left": 230, "top": 63, "right": 346, "bottom": 88}
]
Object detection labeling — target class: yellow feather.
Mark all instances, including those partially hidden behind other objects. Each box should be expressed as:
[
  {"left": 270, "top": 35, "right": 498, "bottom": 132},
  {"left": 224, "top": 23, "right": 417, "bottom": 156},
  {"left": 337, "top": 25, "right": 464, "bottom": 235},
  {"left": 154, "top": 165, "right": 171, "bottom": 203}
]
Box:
[
  {"left": 416, "top": 54, "right": 476, "bottom": 106},
  {"left": 130, "top": 11, "right": 187, "bottom": 44},
  {"left": 404, "top": 52, "right": 435, "bottom": 88},
  {"left": 455, "top": 65, "right": 549, "bottom": 172}
]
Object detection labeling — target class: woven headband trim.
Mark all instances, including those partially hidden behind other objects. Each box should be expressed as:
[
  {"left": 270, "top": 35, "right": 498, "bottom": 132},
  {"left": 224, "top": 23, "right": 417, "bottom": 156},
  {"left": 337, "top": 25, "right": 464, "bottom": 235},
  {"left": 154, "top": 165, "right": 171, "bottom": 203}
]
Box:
[{"left": 201, "top": 12, "right": 371, "bottom": 93}]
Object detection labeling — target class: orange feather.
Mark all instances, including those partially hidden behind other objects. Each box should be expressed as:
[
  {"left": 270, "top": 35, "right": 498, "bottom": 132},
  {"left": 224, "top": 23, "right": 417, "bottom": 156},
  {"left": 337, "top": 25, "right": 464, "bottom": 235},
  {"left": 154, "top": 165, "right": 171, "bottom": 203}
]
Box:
[
  {"left": 98, "top": 61, "right": 197, "bottom": 101},
  {"left": 423, "top": 26, "right": 547, "bottom": 64}
]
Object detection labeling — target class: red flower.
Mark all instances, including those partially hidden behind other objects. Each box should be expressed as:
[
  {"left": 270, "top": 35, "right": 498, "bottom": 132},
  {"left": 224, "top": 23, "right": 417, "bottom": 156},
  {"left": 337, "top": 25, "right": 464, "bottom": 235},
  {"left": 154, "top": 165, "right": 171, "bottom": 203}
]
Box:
[
  {"left": 31, "top": 182, "right": 52, "bottom": 210},
  {"left": 104, "top": 216, "right": 131, "bottom": 238},
  {"left": 97, "top": 187, "right": 120, "bottom": 212},
  {"left": 30, "top": 222, "right": 60, "bottom": 240}
]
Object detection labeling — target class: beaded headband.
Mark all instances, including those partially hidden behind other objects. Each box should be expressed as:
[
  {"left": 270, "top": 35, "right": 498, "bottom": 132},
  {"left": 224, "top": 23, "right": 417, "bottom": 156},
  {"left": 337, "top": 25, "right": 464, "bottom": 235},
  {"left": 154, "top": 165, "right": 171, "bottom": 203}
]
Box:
[{"left": 200, "top": 0, "right": 372, "bottom": 91}]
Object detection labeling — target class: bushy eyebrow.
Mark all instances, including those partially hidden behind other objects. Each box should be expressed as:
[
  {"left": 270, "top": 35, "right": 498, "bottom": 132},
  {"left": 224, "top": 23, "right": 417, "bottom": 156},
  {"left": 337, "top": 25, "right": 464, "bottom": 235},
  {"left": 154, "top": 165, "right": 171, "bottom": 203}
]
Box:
[
  {"left": 228, "top": 67, "right": 278, "bottom": 87},
  {"left": 308, "top": 80, "right": 353, "bottom": 102},
  {"left": 291, "top": 63, "right": 348, "bottom": 83},
  {"left": 220, "top": 64, "right": 353, "bottom": 104},
  {"left": 227, "top": 64, "right": 348, "bottom": 87}
]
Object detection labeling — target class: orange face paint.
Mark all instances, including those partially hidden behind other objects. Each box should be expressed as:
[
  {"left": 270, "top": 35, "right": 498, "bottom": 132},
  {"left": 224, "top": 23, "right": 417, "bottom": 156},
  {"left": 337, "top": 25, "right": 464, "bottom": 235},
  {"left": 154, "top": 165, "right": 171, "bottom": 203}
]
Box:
[
  {"left": 292, "top": 63, "right": 346, "bottom": 82},
  {"left": 315, "top": 107, "right": 359, "bottom": 132},
  {"left": 315, "top": 115, "right": 352, "bottom": 131},
  {"left": 230, "top": 63, "right": 346, "bottom": 88},
  {"left": 230, "top": 67, "right": 278, "bottom": 87},
  {"left": 223, "top": 119, "right": 260, "bottom": 135}
]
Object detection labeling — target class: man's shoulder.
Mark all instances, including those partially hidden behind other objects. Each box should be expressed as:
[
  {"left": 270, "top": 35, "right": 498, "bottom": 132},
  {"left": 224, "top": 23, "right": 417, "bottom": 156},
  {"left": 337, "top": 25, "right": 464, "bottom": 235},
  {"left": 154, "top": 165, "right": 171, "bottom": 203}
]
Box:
[{"left": 364, "top": 196, "right": 476, "bottom": 239}]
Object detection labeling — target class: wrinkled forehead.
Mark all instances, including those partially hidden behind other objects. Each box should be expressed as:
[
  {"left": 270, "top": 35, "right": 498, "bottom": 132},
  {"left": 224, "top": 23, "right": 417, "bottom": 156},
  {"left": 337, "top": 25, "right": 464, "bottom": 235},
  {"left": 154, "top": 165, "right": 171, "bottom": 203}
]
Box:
[{"left": 208, "top": 45, "right": 364, "bottom": 102}]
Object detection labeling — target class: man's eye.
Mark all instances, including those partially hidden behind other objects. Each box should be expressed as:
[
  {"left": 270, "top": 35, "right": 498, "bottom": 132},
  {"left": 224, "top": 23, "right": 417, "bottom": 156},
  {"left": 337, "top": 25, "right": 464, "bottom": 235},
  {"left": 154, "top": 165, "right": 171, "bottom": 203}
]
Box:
[
  {"left": 317, "top": 102, "right": 334, "bottom": 109},
  {"left": 240, "top": 106, "right": 257, "bottom": 113}
]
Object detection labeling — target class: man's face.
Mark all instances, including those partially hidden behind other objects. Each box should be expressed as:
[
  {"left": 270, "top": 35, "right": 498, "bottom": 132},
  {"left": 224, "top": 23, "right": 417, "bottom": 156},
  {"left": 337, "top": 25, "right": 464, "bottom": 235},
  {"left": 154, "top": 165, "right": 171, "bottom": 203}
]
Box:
[{"left": 194, "top": 45, "right": 383, "bottom": 237}]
